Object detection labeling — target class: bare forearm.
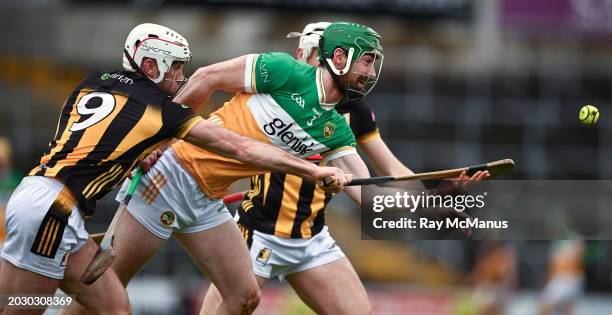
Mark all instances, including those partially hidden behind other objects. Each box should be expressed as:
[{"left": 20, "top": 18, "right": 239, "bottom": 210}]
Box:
[
  {"left": 371, "top": 157, "right": 413, "bottom": 177},
  {"left": 241, "top": 141, "right": 319, "bottom": 181},
  {"left": 361, "top": 138, "right": 413, "bottom": 176},
  {"left": 184, "top": 121, "right": 317, "bottom": 181},
  {"left": 174, "top": 56, "right": 247, "bottom": 111},
  {"left": 173, "top": 67, "right": 215, "bottom": 111},
  {"left": 328, "top": 154, "right": 371, "bottom": 206}
]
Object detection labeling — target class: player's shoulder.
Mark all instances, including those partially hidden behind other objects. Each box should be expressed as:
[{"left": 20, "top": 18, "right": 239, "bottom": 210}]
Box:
[
  {"left": 258, "top": 52, "right": 314, "bottom": 78},
  {"left": 81, "top": 70, "right": 170, "bottom": 105},
  {"left": 258, "top": 52, "right": 298, "bottom": 66},
  {"left": 336, "top": 99, "right": 373, "bottom": 117}
]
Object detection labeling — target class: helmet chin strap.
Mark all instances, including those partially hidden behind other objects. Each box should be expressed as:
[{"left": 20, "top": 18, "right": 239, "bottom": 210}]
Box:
[
  {"left": 322, "top": 48, "right": 358, "bottom": 102},
  {"left": 324, "top": 47, "right": 354, "bottom": 76},
  {"left": 123, "top": 49, "right": 148, "bottom": 78},
  {"left": 323, "top": 61, "right": 348, "bottom": 101}
]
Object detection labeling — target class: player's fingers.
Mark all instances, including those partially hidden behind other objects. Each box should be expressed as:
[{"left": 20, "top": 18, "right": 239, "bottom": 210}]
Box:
[
  {"left": 344, "top": 173, "right": 353, "bottom": 184},
  {"left": 473, "top": 171, "right": 488, "bottom": 181},
  {"left": 470, "top": 170, "right": 490, "bottom": 183},
  {"left": 468, "top": 171, "right": 482, "bottom": 181},
  {"left": 139, "top": 156, "right": 154, "bottom": 173},
  {"left": 454, "top": 170, "right": 468, "bottom": 181}
]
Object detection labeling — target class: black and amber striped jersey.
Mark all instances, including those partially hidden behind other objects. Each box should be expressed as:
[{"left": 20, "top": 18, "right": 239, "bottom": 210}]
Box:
[
  {"left": 237, "top": 99, "right": 379, "bottom": 239},
  {"left": 28, "top": 70, "right": 201, "bottom": 216}
]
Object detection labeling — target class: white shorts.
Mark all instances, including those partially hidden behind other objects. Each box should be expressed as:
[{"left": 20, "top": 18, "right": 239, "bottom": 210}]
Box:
[
  {"left": 117, "top": 148, "right": 232, "bottom": 240},
  {"left": 1, "top": 176, "right": 88, "bottom": 279},
  {"left": 237, "top": 217, "right": 345, "bottom": 281}
]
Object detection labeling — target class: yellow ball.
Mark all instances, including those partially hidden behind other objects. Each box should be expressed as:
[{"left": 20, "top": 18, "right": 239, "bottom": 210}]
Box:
[{"left": 579, "top": 105, "right": 599, "bottom": 125}]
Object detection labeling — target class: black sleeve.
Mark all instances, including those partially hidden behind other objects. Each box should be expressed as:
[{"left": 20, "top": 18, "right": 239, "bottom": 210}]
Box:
[
  {"left": 162, "top": 100, "right": 203, "bottom": 139},
  {"left": 336, "top": 99, "right": 378, "bottom": 140}
]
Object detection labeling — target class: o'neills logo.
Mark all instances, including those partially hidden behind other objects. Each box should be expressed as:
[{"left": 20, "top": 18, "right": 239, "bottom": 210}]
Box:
[{"left": 263, "top": 118, "right": 315, "bottom": 155}]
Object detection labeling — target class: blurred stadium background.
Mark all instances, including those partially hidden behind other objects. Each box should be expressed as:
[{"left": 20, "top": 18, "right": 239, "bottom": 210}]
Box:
[{"left": 1, "top": 0, "right": 612, "bottom": 314}]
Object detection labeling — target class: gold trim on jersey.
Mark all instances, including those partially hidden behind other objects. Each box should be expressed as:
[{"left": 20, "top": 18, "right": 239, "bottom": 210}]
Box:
[
  {"left": 36, "top": 91, "right": 86, "bottom": 169},
  {"left": 242, "top": 175, "right": 262, "bottom": 212},
  {"left": 263, "top": 172, "right": 271, "bottom": 205},
  {"left": 322, "top": 146, "right": 356, "bottom": 159},
  {"left": 274, "top": 175, "right": 302, "bottom": 237},
  {"left": 41, "top": 91, "right": 128, "bottom": 177},
  {"left": 251, "top": 54, "right": 259, "bottom": 93},
  {"left": 300, "top": 187, "right": 327, "bottom": 238},
  {"left": 175, "top": 116, "right": 203, "bottom": 139},
  {"left": 82, "top": 164, "right": 122, "bottom": 199},
  {"left": 103, "top": 104, "right": 163, "bottom": 162},
  {"left": 357, "top": 128, "right": 380, "bottom": 145}
]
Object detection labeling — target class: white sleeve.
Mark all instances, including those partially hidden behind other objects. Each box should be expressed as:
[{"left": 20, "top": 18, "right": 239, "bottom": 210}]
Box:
[{"left": 244, "top": 54, "right": 257, "bottom": 93}]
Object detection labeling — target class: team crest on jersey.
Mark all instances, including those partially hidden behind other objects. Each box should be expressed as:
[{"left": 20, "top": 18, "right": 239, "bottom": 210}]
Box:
[
  {"left": 256, "top": 248, "right": 272, "bottom": 265},
  {"left": 101, "top": 73, "right": 111, "bottom": 80},
  {"left": 323, "top": 121, "right": 335, "bottom": 138},
  {"left": 160, "top": 211, "right": 176, "bottom": 226}
]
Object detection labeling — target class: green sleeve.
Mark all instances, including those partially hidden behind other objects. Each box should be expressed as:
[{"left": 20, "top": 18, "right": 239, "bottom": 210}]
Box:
[{"left": 253, "top": 52, "right": 297, "bottom": 94}]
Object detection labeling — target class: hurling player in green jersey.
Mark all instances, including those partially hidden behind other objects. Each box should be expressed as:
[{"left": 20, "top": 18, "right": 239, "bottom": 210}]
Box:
[{"left": 199, "top": 22, "right": 490, "bottom": 315}]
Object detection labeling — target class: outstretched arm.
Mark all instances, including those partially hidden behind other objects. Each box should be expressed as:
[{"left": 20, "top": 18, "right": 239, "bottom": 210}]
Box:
[
  {"left": 184, "top": 119, "right": 348, "bottom": 191},
  {"left": 174, "top": 55, "right": 248, "bottom": 111}
]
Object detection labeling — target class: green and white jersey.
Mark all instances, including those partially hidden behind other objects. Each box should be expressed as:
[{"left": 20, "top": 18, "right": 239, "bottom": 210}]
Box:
[
  {"left": 173, "top": 52, "right": 357, "bottom": 199},
  {"left": 209, "top": 52, "right": 357, "bottom": 161}
]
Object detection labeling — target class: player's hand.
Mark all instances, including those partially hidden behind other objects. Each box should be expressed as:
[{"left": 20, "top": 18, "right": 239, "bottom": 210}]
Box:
[
  {"left": 138, "top": 149, "right": 164, "bottom": 174},
  {"left": 315, "top": 166, "right": 352, "bottom": 193},
  {"left": 437, "top": 170, "right": 490, "bottom": 196}
]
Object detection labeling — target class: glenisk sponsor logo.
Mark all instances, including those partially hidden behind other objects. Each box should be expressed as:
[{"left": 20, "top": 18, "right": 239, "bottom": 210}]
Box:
[{"left": 263, "top": 118, "right": 315, "bottom": 155}]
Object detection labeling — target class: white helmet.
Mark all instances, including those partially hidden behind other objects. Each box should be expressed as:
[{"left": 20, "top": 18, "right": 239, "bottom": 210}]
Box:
[
  {"left": 286, "top": 22, "right": 331, "bottom": 62},
  {"left": 123, "top": 23, "right": 191, "bottom": 84}
]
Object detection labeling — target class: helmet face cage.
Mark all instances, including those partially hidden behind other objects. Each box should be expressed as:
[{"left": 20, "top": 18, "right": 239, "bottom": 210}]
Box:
[
  {"left": 345, "top": 37, "right": 384, "bottom": 100},
  {"left": 123, "top": 23, "right": 191, "bottom": 85},
  {"left": 161, "top": 57, "right": 192, "bottom": 96}
]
